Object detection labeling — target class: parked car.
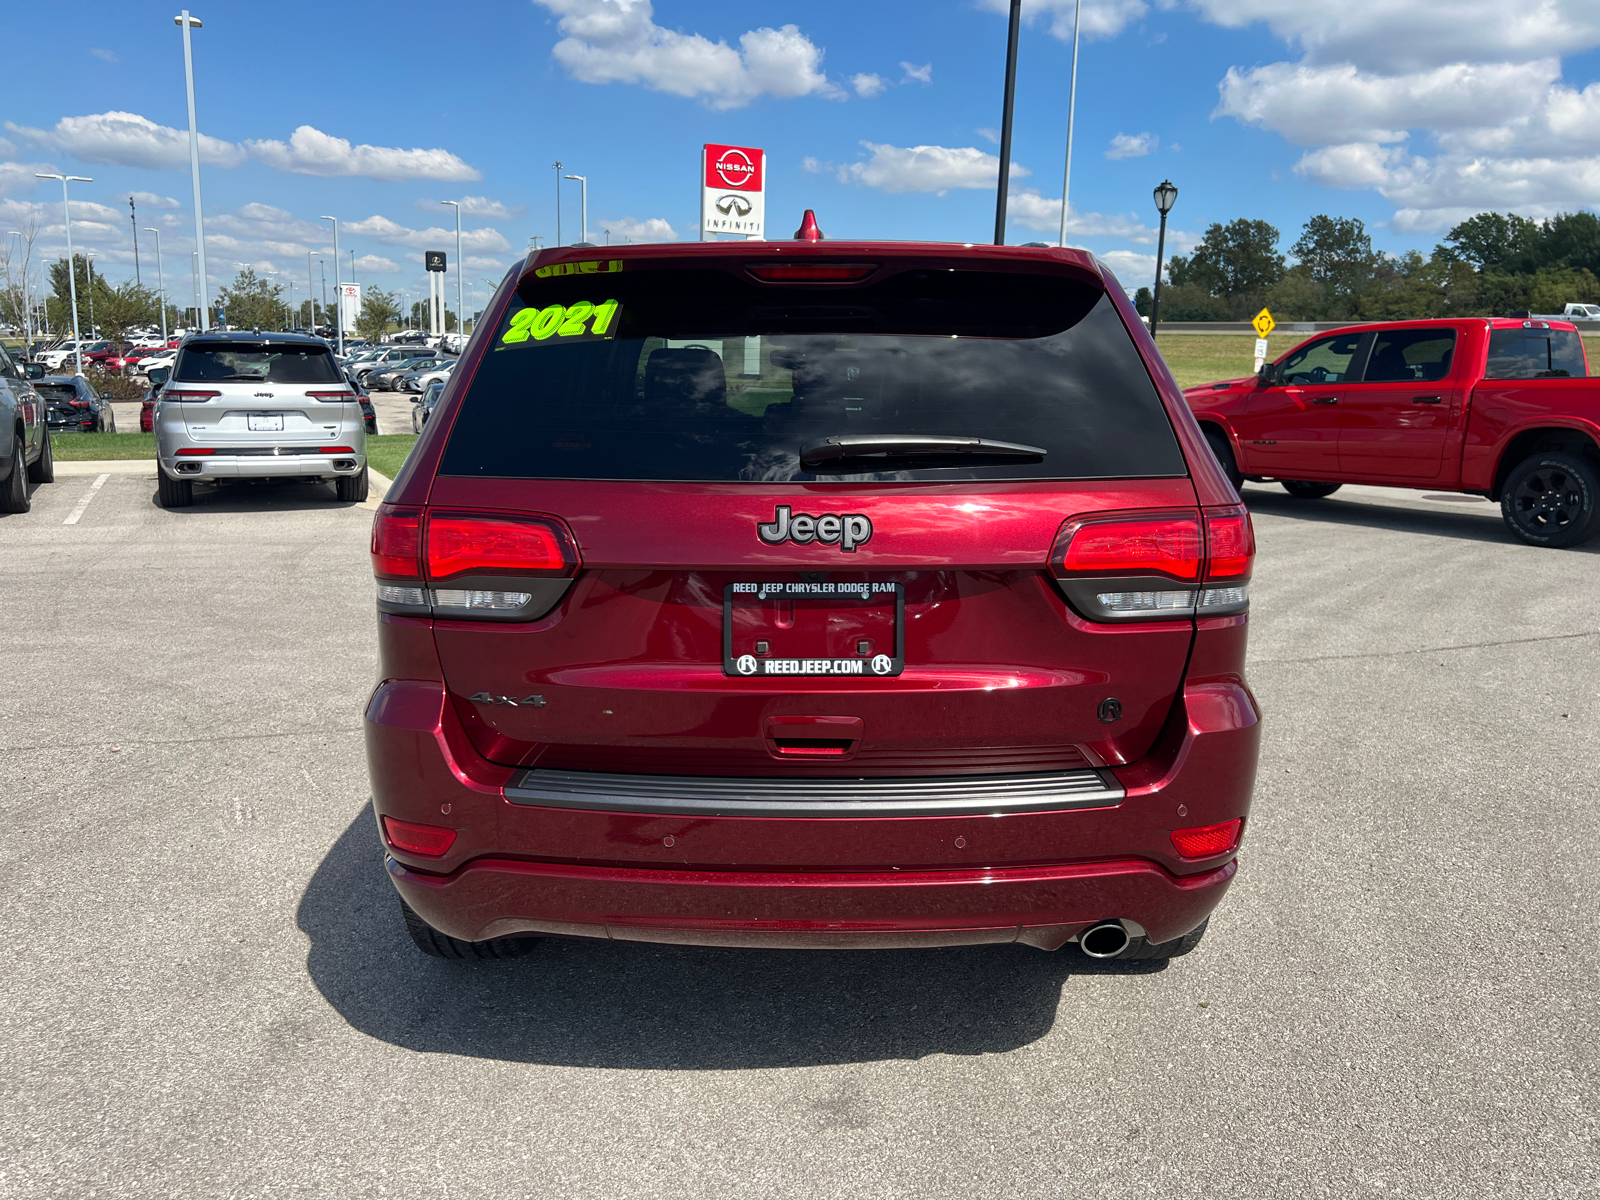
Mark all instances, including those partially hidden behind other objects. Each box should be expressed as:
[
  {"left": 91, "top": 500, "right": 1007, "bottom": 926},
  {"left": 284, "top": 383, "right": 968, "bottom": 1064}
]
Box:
[
  {"left": 37, "top": 341, "right": 106, "bottom": 371},
  {"left": 367, "top": 234, "right": 1260, "bottom": 961},
  {"left": 133, "top": 351, "right": 177, "bottom": 378},
  {"left": 358, "top": 394, "right": 379, "bottom": 435},
  {"left": 1, "top": 348, "right": 52, "bottom": 512},
  {"left": 349, "top": 345, "right": 436, "bottom": 384},
  {"left": 410, "top": 380, "right": 444, "bottom": 431},
  {"left": 1185, "top": 317, "right": 1600, "bottom": 547},
  {"left": 37, "top": 375, "right": 115, "bottom": 433},
  {"left": 396, "top": 359, "right": 455, "bottom": 393},
  {"left": 367, "top": 353, "right": 453, "bottom": 391},
  {"left": 151, "top": 332, "right": 368, "bottom": 507}
]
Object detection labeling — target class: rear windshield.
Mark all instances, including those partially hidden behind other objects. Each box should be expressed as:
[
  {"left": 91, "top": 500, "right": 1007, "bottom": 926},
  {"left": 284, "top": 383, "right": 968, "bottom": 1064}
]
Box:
[
  {"left": 1485, "top": 329, "right": 1588, "bottom": 379},
  {"left": 174, "top": 343, "right": 343, "bottom": 384},
  {"left": 439, "top": 266, "right": 1184, "bottom": 483},
  {"left": 36, "top": 384, "right": 80, "bottom": 402}
]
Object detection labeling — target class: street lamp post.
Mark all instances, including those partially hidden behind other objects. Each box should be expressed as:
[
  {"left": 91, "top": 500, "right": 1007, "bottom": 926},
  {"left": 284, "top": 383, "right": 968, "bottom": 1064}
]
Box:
[
  {"left": 1149, "top": 180, "right": 1179, "bottom": 341},
  {"left": 441, "top": 200, "right": 464, "bottom": 339},
  {"left": 552, "top": 161, "right": 563, "bottom": 247},
  {"left": 37, "top": 175, "right": 92, "bottom": 374},
  {"left": 993, "top": 0, "right": 1022, "bottom": 246},
  {"left": 563, "top": 175, "right": 588, "bottom": 245},
  {"left": 144, "top": 225, "right": 167, "bottom": 344},
  {"left": 1056, "top": 0, "right": 1083, "bottom": 247},
  {"left": 129, "top": 196, "right": 141, "bottom": 286},
  {"left": 86, "top": 252, "right": 95, "bottom": 338},
  {"left": 174, "top": 11, "right": 210, "bottom": 330},
  {"left": 320, "top": 216, "right": 343, "bottom": 356},
  {"left": 8, "top": 232, "right": 30, "bottom": 347},
  {"left": 190, "top": 250, "right": 198, "bottom": 329}
]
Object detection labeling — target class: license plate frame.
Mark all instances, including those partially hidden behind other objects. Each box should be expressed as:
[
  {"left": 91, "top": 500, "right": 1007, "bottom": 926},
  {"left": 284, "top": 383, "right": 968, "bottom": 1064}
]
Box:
[
  {"left": 722, "top": 581, "right": 904, "bottom": 678},
  {"left": 247, "top": 413, "right": 284, "bottom": 432}
]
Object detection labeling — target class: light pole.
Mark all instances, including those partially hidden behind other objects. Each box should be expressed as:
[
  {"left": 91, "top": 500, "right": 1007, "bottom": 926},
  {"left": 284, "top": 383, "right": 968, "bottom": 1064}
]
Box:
[
  {"left": 320, "top": 216, "right": 343, "bottom": 356},
  {"left": 441, "top": 200, "right": 464, "bottom": 339},
  {"left": 129, "top": 196, "right": 141, "bottom": 286},
  {"left": 563, "top": 175, "right": 588, "bottom": 245},
  {"left": 190, "top": 250, "right": 198, "bottom": 329},
  {"left": 8, "top": 231, "right": 30, "bottom": 347},
  {"left": 144, "top": 225, "right": 167, "bottom": 344},
  {"left": 1149, "top": 180, "right": 1178, "bottom": 340},
  {"left": 1056, "top": 0, "right": 1082, "bottom": 247},
  {"left": 86, "top": 251, "right": 95, "bottom": 339},
  {"left": 174, "top": 11, "right": 210, "bottom": 330},
  {"left": 38, "top": 175, "right": 92, "bottom": 373},
  {"left": 993, "top": 0, "right": 1022, "bottom": 245},
  {"left": 552, "top": 161, "right": 563, "bottom": 246}
]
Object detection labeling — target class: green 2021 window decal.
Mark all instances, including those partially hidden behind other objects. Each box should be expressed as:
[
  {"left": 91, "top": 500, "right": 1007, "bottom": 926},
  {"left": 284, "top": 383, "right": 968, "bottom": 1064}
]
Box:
[{"left": 501, "top": 299, "right": 620, "bottom": 345}]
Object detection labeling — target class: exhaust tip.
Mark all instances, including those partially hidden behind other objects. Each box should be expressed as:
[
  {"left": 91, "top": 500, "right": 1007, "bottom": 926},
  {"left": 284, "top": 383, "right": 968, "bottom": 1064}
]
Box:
[{"left": 1079, "top": 920, "right": 1132, "bottom": 959}]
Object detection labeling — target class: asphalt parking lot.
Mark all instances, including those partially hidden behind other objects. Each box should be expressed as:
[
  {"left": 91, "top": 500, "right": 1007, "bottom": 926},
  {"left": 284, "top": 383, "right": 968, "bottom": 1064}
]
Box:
[{"left": 2, "top": 470, "right": 1596, "bottom": 1198}]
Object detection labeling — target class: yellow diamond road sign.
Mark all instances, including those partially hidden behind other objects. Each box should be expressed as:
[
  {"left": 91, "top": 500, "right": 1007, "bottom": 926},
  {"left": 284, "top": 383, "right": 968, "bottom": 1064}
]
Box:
[{"left": 1252, "top": 308, "right": 1276, "bottom": 338}]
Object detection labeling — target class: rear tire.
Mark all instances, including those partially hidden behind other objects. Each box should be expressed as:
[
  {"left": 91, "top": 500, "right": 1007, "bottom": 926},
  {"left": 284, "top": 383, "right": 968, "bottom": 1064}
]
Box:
[
  {"left": 27, "top": 429, "right": 53, "bottom": 484},
  {"left": 1281, "top": 480, "right": 1340, "bottom": 499},
  {"left": 1, "top": 435, "right": 29, "bottom": 513},
  {"left": 1501, "top": 451, "right": 1600, "bottom": 548},
  {"left": 1120, "top": 917, "right": 1210, "bottom": 961},
  {"left": 335, "top": 467, "right": 369, "bottom": 502},
  {"left": 1203, "top": 427, "right": 1243, "bottom": 492},
  {"left": 157, "top": 470, "right": 193, "bottom": 508},
  {"left": 400, "top": 898, "right": 539, "bottom": 959}
]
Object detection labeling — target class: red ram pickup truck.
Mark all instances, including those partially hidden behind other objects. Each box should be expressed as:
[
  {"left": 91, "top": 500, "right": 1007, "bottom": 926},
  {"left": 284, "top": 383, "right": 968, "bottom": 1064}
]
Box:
[{"left": 1184, "top": 318, "right": 1599, "bottom": 547}]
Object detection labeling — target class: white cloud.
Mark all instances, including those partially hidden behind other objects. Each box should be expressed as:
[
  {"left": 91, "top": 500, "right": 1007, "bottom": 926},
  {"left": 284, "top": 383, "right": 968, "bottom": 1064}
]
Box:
[
  {"left": 534, "top": 0, "right": 841, "bottom": 109},
  {"left": 1005, "top": 190, "right": 1194, "bottom": 247},
  {"left": 900, "top": 61, "right": 932, "bottom": 83},
  {"left": 852, "top": 73, "right": 887, "bottom": 97},
  {"left": 1106, "top": 132, "right": 1158, "bottom": 159},
  {"left": 89, "top": 48, "right": 119, "bottom": 63},
  {"left": 122, "top": 190, "right": 181, "bottom": 210},
  {"left": 0, "top": 137, "right": 16, "bottom": 159},
  {"left": 839, "top": 142, "right": 1029, "bottom": 194},
  {"left": 5, "top": 111, "right": 246, "bottom": 170},
  {"left": 1097, "top": 249, "right": 1158, "bottom": 287},
  {"left": 601, "top": 216, "right": 678, "bottom": 243},
  {"left": 207, "top": 203, "right": 324, "bottom": 243},
  {"left": 1204, "top": 1, "right": 1600, "bottom": 226},
  {"left": 976, "top": 127, "right": 1000, "bottom": 144},
  {"left": 446, "top": 195, "right": 526, "bottom": 220},
  {"left": 244, "top": 126, "right": 480, "bottom": 182},
  {"left": 801, "top": 156, "right": 824, "bottom": 173},
  {"left": 463, "top": 255, "right": 509, "bottom": 271},
  {"left": 978, "top": 0, "right": 1148, "bottom": 41},
  {"left": 0, "top": 161, "right": 58, "bottom": 196},
  {"left": 344, "top": 214, "right": 511, "bottom": 253},
  {"left": 353, "top": 255, "right": 399, "bottom": 274}
]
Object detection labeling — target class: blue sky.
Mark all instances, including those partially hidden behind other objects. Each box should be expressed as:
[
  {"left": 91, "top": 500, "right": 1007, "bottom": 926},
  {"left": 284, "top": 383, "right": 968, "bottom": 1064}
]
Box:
[{"left": 4, "top": 0, "right": 1598, "bottom": 318}]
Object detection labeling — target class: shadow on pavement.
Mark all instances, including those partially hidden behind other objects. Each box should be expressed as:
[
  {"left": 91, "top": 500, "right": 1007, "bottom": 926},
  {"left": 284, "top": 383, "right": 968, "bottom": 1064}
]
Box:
[
  {"left": 150, "top": 479, "right": 364, "bottom": 513},
  {"left": 1241, "top": 486, "right": 1600, "bottom": 551},
  {"left": 298, "top": 805, "right": 1165, "bottom": 1069}
]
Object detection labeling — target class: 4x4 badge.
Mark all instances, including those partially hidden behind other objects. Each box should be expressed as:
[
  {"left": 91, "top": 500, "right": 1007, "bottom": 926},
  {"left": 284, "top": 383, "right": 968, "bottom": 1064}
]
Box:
[
  {"left": 757, "top": 505, "right": 872, "bottom": 552},
  {"left": 468, "top": 692, "right": 547, "bottom": 707}
]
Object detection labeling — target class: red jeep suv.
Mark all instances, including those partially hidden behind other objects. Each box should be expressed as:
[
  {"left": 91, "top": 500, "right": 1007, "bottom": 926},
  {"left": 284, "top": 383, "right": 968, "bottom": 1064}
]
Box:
[{"left": 365, "top": 234, "right": 1261, "bottom": 963}]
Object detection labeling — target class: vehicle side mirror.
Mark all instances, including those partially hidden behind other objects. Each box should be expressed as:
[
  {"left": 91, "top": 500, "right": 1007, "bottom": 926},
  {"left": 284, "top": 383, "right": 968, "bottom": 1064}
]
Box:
[
  {"left": 148, "top": 367, "right": 169, "bottom": 388},
  {"left": 1256, "top": 361, "right": 1280, "bottom": 386},
  {"left": 24, "top": 362, "right": 45, "bottom": 380}
]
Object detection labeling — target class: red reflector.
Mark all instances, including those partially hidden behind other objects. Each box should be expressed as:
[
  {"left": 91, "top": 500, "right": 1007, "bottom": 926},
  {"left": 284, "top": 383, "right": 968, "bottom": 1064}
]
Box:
[
  {"left": 175, "top": 448, "right": 215, "bottom": 456},
  {"left": 1170, "top": 818, "right": 1243, "bottom": 859},
  {"left": 747, "top": 263, "right": 876, "bottom": 282},
  {"left": 1204, "top": 505, "right": 1255, "bottom": 581},
  {"left": 382, "top": 816, "right": 457, "bottom": 857},
  {"left": 1053, "top": 511, "right": 1202, "bottom": 582},
  {"left": 426, "top": 510, "right": 577, "bottom": 580},
  {"left": 317, "top": 446, "right": 355, "bottom": 453},
  {"left": 69, "top": 400, "right": 90, "bottom": 408},
  {"left": 371, "top": 504, "right": 423, "bottom": 580}
]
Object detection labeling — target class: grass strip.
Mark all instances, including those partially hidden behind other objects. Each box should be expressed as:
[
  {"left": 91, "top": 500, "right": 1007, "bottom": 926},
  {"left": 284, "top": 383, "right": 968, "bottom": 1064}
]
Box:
[
  {"left": 365, "top": 434, "right": 419, "bottom": 481},
  {"left": 50, "top": 433, "right": 157, "bottom": 460}
]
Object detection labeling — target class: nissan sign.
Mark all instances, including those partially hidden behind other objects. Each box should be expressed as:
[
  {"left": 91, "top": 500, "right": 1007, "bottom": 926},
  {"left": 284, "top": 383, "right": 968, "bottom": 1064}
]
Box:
[{"left": 701, "top": 143, "right": 766, "bottom": 241}]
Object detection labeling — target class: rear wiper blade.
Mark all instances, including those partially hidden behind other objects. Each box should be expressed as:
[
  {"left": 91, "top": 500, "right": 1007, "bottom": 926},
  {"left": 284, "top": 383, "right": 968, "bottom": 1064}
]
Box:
[
  {"left": 221, "top": 374, "right": 270, "bottom": 380},
  {"left": 799, "top": 434, "right": 1046, "bottom": 471}
]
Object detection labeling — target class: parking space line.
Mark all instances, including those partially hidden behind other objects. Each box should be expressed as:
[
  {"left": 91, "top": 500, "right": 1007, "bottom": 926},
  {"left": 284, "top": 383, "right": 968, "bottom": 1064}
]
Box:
[{"left": 62, "top": 474, "right": 110, "bottom": 525}]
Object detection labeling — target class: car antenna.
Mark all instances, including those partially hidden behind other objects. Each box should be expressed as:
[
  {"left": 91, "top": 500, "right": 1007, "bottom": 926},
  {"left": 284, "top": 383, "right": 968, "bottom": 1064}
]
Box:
[{"left": 793, "top": 209, "right": 825, "bottom": 241}]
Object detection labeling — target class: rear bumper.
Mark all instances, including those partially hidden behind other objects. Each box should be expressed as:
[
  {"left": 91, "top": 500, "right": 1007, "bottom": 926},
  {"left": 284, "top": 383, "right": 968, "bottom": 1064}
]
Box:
[
  {"left": 366, "top": 670, "right": 1259, "bottom": 951},
  {"left": 160, "top": 452, "right": 365, "bottom": 480}
]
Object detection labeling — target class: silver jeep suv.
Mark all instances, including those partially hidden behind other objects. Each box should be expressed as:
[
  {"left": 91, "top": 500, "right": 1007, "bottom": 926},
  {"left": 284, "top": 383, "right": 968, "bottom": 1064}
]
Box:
[{"left": 153, "top": 332, "right": 368, "bottom": 508}]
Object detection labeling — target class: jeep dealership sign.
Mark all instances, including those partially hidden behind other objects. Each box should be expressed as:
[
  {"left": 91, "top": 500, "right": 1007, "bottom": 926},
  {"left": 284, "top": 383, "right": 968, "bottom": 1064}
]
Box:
[{"left": 701, "top": 143, "right": 765, "bottom": 240}]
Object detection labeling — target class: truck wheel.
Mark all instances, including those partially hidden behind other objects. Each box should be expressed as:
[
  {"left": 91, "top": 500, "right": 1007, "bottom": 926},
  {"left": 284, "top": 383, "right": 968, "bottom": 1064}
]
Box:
[
  {"left": 1121, "top": 918, "right": 1210, "bottom": 961},
  {"left": 157, "top": 470, "right": 193, "bottom": 508},
  {"left": 335, "top": 467, "right": 369, "bottom": 502},
  {"left": 1, "top": 434, "right": 30, "bottom": 513},
  {"left": 400, "top": 898, "right": 539, "bottom": 960},
  {"left": 1501, "top": 451, "right": 1600, "bottom": 548},
  {"left": 1203, "top": 428, "right": 1243, "bottom": 492},
  {"left": 1281, "top": 480, "right": 1340, "bottom": 499},
  {"left": 26, "top": 429, "right": 53, "bottom": 484}
]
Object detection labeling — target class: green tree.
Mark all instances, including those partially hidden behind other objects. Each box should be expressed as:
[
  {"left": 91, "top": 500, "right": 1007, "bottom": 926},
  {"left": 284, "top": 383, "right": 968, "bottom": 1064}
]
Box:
[
  {"left": 408, "top": 300, "right": 457, "bottom": 332},
  {"left": 92, "top": 279, "right": 161, "bottom": 343},
  {"left": 1292, "top": 216, "right": 1380, "bottom": 315},
  {"left": 1133, "top": 286, "right": 1153, "bottom": 317},
  {"left": 356, "top": 286, "right": 401, "bottom": 341},
  {"left": 1542, "top": 211, "right": 1600, "bottom": 277},
  {"left": 214, "top": 267, "right": 284, "bottom": 331},
  {"left": 1442, "top": 212, "right": 1547, "bottom": 274},
  {"left": 1263, "top": 265, "right": 1325, "bottom": 321},
  {"left": 1177, "top": 219, "right": 1285, "bottom": 301}
]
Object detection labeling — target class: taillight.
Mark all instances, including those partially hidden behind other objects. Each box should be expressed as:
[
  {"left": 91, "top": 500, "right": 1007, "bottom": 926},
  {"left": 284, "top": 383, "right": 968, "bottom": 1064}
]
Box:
[
  {"left": 307, "top": 389, "right": 353, "bottom": 401},
  {"left": 165, "top": 389, "right": 220, "bottom": 402},
  {"left": 316, "top": 446, "right": 355, "bottom": 453},
  {"left": 1170, "top": 817, "right": 1243, "bottom": 859},
  {"left": 747, "top": 263, "right": 877, "bottom": 282},
  {"left": 371, "top": 504, "right": 423, "bottom": 580},
  {"left": 381, "top": 816, "right": 456, "bottom": 857},
  {"left": 1050, "top": 506, "right": 1252, "bottom": 621},
  {"left": 426, "top": 511, "right": 577, "bottom": 580}
]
